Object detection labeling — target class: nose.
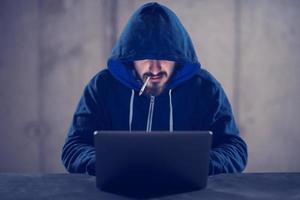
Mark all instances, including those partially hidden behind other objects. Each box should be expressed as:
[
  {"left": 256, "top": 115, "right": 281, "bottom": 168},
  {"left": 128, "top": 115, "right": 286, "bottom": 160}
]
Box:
[{"left": 149, "top": 60, "right": 161, "bottom": 74}]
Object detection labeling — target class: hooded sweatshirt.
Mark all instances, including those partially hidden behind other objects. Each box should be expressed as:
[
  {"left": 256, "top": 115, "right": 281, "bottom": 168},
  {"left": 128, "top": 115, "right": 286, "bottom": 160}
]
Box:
[{"left": 62, "top": 2, "right": 247, "bottom": 176}]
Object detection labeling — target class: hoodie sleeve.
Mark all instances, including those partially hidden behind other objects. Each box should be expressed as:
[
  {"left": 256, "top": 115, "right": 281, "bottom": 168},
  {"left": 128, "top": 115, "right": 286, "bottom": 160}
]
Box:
[
  {"left": 61, "top": 75, "right": 107, "bottom": 176},
  {"left": 205, "top": 83, "right": 248, "bottom": 175}
]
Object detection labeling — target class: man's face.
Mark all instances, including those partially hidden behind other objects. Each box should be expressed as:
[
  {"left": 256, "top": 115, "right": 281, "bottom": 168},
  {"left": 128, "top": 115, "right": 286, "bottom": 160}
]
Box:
[{"left": 134, "top": 59, "right": 175, "bottom": 96}]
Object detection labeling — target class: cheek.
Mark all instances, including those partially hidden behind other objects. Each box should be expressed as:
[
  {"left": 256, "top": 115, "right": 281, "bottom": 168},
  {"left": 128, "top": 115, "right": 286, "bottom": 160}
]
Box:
[
  {"left": 135, "top": 67, "right": 146, "bottom": 78},
  {"left": 164, "top": 67, "right": 175, "bottom": 76}
]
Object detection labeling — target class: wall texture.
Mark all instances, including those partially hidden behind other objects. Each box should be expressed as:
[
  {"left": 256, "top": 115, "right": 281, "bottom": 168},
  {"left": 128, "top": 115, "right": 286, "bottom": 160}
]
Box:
[
  {"left": 0, "top": 0, "right": 110, "bottom": 173},
  {"left": 0, "top": 0, "right": 300, "bottom": 173}
]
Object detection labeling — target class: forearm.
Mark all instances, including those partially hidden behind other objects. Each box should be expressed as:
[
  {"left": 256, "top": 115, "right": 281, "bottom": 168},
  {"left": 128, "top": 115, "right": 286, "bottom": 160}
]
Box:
[
  {"left": 209, "top": 135, "right": 247, "bottom": 175},
  {"left": 62, "top": 135, "right": 96, "bottom": 175}
]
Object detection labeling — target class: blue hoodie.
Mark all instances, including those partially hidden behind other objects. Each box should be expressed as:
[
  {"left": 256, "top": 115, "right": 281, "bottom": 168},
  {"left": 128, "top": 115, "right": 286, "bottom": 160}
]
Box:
[{"left": 62, "top": 2, "right": 247, "bottom": 176}]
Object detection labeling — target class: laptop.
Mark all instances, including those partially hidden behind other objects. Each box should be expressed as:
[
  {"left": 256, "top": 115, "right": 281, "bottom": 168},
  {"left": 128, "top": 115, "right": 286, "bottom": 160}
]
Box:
[{"left": 94, "top": 131, "right": 212, "bottom": 198}]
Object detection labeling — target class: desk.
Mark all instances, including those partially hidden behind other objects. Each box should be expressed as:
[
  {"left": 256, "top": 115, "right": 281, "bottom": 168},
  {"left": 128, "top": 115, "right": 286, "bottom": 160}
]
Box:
[{"left": 0, "top": 173, "right": 299, "bottom": 200}]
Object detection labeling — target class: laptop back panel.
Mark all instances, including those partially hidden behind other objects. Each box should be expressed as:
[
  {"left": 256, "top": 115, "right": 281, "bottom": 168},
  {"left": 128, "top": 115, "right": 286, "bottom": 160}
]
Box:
[{"left": 94, "top": 131, "right": 212, "bottom": 196}]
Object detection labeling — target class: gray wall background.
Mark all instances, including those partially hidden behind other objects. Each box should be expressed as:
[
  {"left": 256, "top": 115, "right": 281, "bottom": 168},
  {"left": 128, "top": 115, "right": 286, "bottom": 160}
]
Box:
[{"left": 0, "top": 0, "right": 299, "bottom": 173}]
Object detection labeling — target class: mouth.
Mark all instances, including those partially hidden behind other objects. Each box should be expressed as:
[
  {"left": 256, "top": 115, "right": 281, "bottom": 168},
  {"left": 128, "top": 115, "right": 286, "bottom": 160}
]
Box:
[
  {"left": 149, "top": 75, "right": 163, "bottom": 83},
  {"left": 143, "top": 71, "right": 167, "bottom": 84}
]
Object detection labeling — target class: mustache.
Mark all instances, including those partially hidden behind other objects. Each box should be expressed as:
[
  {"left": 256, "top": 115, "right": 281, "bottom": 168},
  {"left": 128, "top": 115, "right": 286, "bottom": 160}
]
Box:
[{"left": 143, "top": 71, "right": 167, "bottom": 79}]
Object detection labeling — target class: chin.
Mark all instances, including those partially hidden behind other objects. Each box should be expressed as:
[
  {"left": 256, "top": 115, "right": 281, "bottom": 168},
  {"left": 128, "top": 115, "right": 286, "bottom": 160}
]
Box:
[{"left": 146, "top": 85, "right": 165, "bottom": 96}]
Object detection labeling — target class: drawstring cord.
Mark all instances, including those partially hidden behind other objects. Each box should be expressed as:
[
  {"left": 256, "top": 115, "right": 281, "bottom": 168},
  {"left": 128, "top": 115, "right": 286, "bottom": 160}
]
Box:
[
  {"left": 129, "top": 89, "right": 135, "bottom": 131},
  {"left": 169, "top": 89, "right": 173, "bottom": 132}
]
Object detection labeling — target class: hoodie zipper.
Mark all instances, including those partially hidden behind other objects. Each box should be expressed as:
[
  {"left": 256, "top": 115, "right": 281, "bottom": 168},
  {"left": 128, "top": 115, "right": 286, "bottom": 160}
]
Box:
[{"left": 146, "top": 96, "right": 155, "bottom": 132}]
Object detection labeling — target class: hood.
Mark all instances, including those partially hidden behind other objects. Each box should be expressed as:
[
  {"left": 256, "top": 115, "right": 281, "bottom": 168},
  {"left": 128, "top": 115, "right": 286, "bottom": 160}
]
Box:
[{"left": 107, "top": 2, "right": 201, "bottom": 90}]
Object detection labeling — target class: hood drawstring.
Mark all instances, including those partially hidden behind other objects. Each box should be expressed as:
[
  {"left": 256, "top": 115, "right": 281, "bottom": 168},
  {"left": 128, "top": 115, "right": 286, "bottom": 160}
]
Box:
[
  {"left": 169, "top": 89, "right": 174, "bottom": 132},
  {"left": 128, "top": 89, "right": 174, "bottom": 132},
  {"left": 129, "top": 89, "right": 135, "bottom": 131}
]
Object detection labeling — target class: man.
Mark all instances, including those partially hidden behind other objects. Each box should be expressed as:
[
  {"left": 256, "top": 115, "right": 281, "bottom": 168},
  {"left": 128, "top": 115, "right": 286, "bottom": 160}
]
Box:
[{"left": 62, "top": 2, "right": 247, "bottom": 176}]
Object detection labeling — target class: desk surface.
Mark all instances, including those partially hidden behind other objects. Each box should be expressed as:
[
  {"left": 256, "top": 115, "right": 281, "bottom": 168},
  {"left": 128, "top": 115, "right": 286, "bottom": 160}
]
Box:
[{"left": 0, "top": 173, "right": 299, "bottom": 200}]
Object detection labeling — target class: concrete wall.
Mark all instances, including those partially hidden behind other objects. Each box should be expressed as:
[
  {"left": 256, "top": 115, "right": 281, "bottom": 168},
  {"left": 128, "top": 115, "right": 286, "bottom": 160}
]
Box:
[
  {"left": 239, "top": 0, "right": 300, "bottom": 172},
  {"left": 0, "top": 0, "right": 110, "bottom": 173},
  {"left": 0, "top": 0, "right": 299, "bottom": 173}
]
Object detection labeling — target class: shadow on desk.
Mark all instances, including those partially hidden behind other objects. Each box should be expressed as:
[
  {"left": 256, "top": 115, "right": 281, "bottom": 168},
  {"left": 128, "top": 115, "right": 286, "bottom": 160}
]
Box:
[
  {"left": 100, "top": 180, "right": 200, "bottom": 199},
  {"left": 97, "top": 170, "right": 205, "bottom": 199},
  {"left": 102, "top": 185, "right": 199, "bottom": 199}
]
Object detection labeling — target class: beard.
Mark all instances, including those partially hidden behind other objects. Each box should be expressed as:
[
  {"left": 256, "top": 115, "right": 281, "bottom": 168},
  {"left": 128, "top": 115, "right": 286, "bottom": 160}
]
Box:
[
  {"left": 143, "top": 71, "right": 167, "bottom": 96},
  {"left": 145, "top": 82, "right": 164, "bottom": 96}
]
